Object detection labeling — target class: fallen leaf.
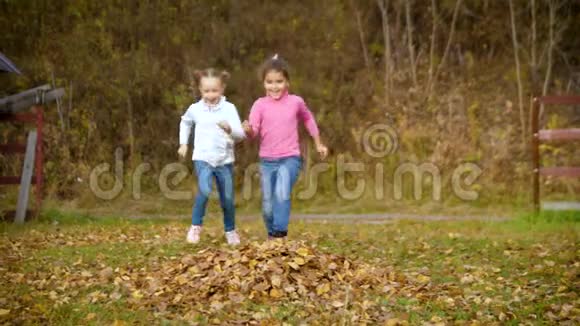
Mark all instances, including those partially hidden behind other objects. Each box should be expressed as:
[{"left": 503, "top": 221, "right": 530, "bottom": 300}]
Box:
[{"left": 331, "top": 300, "right": 344, "bottom": 308}]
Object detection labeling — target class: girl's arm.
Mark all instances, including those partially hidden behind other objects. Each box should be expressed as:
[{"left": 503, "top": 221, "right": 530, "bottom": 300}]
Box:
[
  {"left": 298, "top": 98, "right": 328, "bottom": 159},
  {"left": 178, "top": 106, "right": 195, "bottom": 158},
  {"left": 244, "top": 102, "right": 261, "bottom": 139},
  {"left": 228, "top": 105, "right": 246, "bottom": 141},
  {"left": 297, "top": 98, "right": 320, "bottom": 138}
]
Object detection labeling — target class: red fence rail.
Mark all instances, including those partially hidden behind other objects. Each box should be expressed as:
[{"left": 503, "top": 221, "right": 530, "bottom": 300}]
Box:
[
  {"left": 0, "top": 105, "right": 44, "bottom": 220},
  {"left": 531, "top": 95, "right": 580, "bottom": 212}
]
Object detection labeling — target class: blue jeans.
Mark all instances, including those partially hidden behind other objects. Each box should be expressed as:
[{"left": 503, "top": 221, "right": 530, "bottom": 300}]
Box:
[
  {"left": 260, "top": 156, "right": 302, "bottom": 237},
  {"left": 191, "top": 160, "right": 235, "bottom": 232}
]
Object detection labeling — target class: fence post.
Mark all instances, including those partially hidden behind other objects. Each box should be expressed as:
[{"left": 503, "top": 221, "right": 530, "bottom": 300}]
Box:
[
  {"left": 35, "top": 105, "right": 44, "bottom": 215},
  {"left": 15, "top": 130, "right": 37, "bottom": 223}
]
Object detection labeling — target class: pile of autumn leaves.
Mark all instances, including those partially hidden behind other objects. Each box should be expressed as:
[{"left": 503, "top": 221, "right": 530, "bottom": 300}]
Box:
[
  {"left": 4, "top": 231, "right": 579, "bottom": 324},
  {"left": 116, "top": 240, "right": 420, "bottom": 323}
]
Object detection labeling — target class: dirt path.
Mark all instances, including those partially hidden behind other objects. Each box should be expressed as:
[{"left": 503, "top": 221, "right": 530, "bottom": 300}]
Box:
[
  {"left": 248, "top": 213, "right": 510, "bottom": 224},
  {"left": 122, "top": 212, "right": 510, "bottom": 223}
]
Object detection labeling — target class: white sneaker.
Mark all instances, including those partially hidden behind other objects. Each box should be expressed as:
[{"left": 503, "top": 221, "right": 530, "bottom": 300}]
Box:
[
  {"left": 225, "top": 230, "right": 241, "bottom": 246},
  {"left": 186, "top": 225, "right": 202, "bottom": 244}
]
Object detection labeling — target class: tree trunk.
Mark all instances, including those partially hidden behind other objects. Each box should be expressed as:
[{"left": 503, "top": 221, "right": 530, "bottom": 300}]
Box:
[
  {"left": 51, "top": 71, "right": 65, "bottom": 132},
  {"left": 376, "top": 0, "right": 392, "bottom": 108},
  {"left": 508, "top": 0, "right": 526, "bottom": 149},
  {"left": 427, "top": 0, "right": 438, "bottom": 98},
  {"left": 127, "top": 94, "right": 136, "bottom": 167},
  {"left": 405, "top": 0, "right": 418, "bottom": 88},
  {"left": 528, "top": 0, "right": 539, "bottom": 139},
  {"left": 542, "top": 0, "right": 555, "bottom": 99},
  {"left": 432, "top": 0, "right": 462, "bottom": 87},
  {"left": 351, "top": 0, "right": 372, "bottom": 75}
]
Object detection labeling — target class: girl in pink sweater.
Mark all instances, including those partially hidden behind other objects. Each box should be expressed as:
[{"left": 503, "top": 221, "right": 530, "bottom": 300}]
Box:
[{"left": 242, "top": 55, "right": 328, "bottom": 239}]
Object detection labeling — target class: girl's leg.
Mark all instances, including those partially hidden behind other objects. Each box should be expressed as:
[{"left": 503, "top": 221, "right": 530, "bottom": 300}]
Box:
[
  {"left": 260, "top": 160, "right": 278, "bottom": 237},
  {"left": 214, "top": 163, "right": 235, "bottom": 232},
  {"left": 191, "top": 160, "right": 214, "bottom": 226},
  {"left": 271, "top": 156, "right": 302, "bottom": 237}
]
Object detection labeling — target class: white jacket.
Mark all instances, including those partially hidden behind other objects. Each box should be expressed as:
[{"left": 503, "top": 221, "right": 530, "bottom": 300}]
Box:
[{"left": 179, "top": 96, "right": 245, "bottom": 167}]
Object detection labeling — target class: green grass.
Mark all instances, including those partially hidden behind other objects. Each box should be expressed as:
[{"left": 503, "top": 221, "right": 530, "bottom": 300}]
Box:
[{"left": 0, "top": 208, "right": 578, "bottom": 324}]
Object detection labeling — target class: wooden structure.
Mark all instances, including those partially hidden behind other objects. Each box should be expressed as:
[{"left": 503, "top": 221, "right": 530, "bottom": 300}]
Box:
[
  {"left": 531, "top": 95, "right": 580, "bottom": 213},
  {"left": 0, "top": 85, "right": 64, "bottom": 223}
]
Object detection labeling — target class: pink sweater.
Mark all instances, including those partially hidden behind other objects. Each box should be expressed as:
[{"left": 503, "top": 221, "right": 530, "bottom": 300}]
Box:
[{"left": 248, "top": 91, "right": 320, "bottom": 158}]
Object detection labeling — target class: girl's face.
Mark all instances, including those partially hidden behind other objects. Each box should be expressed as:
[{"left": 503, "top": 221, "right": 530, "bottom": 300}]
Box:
[
  {"left": 263, "top": 70, "right": 289, "bottom": 100},
  {"left": 199, "top": 77, "right": 224, "bottom": 105}
]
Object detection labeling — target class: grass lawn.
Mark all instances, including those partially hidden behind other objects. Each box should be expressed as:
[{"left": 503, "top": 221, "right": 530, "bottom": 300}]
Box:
[{"left": 0, "top": 209, "right": 578, "bottom": 325}]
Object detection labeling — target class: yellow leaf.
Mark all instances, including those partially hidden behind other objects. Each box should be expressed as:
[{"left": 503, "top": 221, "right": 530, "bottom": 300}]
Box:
[
  {"left": 172, "top": 294, "right": 183, "bottom": 304},
  {"left": 448, "top": 232, "right": 461, "bottom": 239},
  {"left": 316, "top": 283, "right": 331, "bottom": 295},
  {"left": 430, "top": 315, "right": 443, "bottom": 322},
  {"left": 176, "top": 274, "right": 188, "bottom": 285},
  {"left": 293, "top": 257, "right": 306, "bottom": 265},
  {"left": 344, "top": 261, "right": 351, "bottom": 270},
  {"left": 269, "top": 288, "right": 283, "bottom": 298},
  {"left": 287, "top": 262, "right": 300, "bottom": 270},
  {"left": 0, "top": 309, "right": 10, "bottom": 316},
  {"left": 385, "top": 318, "right": 401, "bottom": 326},
  {"left": 296, "top": 247, "right": 309, "bottom": 256},
  {"left": 131, "top": 290, "right": 143, "bottom": 299},
  {"left": 498, "top": 312, "right": 506, "bottom": 321},
  {"left": 416, "top": 274, "right": 431, "bottom": 283},
  {"left": 86, "top": 313, "right": 96, "bottom": 320},
  {"left": 271, "top": 275, "right": 282, "bottom": 287}
]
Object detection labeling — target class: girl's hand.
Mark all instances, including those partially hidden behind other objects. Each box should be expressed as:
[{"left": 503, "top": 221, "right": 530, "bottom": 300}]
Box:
[
  {"left": 177, "top": 144, "right": 188, "bottom": 159},
  {"left": 217, "top": 121, "right": 231, "bottom": 134},
  {"left": 242, "top": 120, "right": 253, "bottom": 136},
  {"left": 317, "top": 143, "right": 329, "bottom": 160}
]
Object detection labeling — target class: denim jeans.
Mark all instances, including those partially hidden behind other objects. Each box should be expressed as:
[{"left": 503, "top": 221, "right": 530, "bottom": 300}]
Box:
[
  {"left": 191, "top": 160, "right": 235, "bottom": 232},
  {"left": 260, "top": 156, "right": 302, "bottom": 237}
]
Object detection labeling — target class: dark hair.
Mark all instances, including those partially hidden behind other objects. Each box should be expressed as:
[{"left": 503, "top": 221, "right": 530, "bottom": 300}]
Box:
[
  {"left": 258, "top": 54, "right": 290, "bottom": 81},
  {"left": 192, "top": 68, "right": 230, "bottom": 88}
]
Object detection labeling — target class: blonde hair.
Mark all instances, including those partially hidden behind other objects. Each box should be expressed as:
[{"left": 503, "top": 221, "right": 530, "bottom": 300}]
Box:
[{"left": 191, "top": 68, "right": 231, "bottom": 88}]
